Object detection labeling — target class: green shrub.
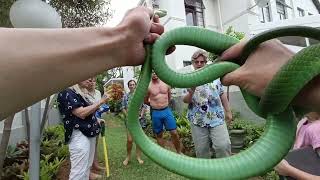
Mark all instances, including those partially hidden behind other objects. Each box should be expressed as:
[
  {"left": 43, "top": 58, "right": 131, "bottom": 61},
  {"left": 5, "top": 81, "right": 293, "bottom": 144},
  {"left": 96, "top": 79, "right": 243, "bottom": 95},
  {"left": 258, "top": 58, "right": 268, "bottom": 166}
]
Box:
[{"left": 2, "top": 124, "right": 69, "bottom": 180}]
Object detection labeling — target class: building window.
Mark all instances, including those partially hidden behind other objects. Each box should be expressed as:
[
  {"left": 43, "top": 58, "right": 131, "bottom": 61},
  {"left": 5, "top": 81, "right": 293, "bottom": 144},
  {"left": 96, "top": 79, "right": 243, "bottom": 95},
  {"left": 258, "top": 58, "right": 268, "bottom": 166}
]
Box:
[
  {"left": 183, "top": 61, "right": 192, "bottom": 67},
  {"left": 184, "top": 0, "right": 205, "bottom": 27},
  {"left": 297, "top": 7, "right": 305, "bottom": 17},
  {"left": 142, "top": 1, "right": 147, "bottom": 7},
  {"left": 276, "top": 0, "right": 288, "bottom": 20},
  {"left": 152, "top": 0, "right": 159, "bottom": 9},
  {"left": 259, "top": 3, "right": 271, "bottom": 23}
]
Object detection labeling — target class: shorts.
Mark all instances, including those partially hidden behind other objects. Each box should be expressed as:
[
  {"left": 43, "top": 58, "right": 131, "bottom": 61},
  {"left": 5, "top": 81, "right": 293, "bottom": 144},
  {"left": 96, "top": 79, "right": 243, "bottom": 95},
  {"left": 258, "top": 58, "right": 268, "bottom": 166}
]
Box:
[{"left": 151, "top": 107, "right": 177, "bottom": 134}]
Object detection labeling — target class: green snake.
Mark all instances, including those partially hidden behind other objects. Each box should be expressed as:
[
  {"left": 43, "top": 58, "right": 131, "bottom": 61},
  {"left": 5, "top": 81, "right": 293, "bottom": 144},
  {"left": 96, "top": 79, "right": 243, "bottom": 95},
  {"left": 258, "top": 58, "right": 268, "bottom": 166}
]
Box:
[{"left": 126, "top": 25, "right": 320, "bottom": 179}]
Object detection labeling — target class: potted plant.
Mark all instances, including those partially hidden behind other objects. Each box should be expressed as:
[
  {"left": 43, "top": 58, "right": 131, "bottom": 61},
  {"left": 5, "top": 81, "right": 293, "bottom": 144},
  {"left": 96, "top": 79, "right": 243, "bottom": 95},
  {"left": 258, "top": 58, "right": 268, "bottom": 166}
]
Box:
[{"left": 228, "top": 118, "right": 247, "bottom": 153}]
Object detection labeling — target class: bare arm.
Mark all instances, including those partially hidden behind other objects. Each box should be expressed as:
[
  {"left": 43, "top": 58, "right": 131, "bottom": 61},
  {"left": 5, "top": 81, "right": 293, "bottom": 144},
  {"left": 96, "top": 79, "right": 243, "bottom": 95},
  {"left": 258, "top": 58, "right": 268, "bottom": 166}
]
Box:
[
  {"left": 275, "top": 160, "right": 320, "bottom": 180},
  {"left": 72, "top": 100, "right": 104, "bottom": 120},
  {"left": 220, "top": 92, "right": 232, "bottom": 124},
  {"left": 144, "top": 91, "right": 150, "bottom": 106},
  {"left": 221, "top": 40, "right": 320, "bottom": 111},
  {"left": 0, "top": 7, "right": 165, "bottom": 119},
  {"left": 183, "top": 89, "right": 194, "bottom": 104},
  {"left": 0, "top": 27, "right": 127, "bottom": 119}
]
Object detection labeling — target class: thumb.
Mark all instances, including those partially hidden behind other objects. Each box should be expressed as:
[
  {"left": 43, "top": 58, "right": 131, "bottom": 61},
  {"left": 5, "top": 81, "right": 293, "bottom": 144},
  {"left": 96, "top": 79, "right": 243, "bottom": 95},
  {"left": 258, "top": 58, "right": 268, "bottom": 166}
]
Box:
[
  {"left": 221, "top": 70, "right": 243, "bottom": 87},
  {"left": 221, "top": 40, "right": 247, "bottom": 60}
]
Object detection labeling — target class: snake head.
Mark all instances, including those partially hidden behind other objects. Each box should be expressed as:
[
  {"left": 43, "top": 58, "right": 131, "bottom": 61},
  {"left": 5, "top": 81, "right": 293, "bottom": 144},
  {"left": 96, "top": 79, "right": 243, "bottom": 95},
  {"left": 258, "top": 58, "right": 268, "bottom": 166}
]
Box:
[{"left": 154, "top": 9, "right": 167, "bottom": 18}]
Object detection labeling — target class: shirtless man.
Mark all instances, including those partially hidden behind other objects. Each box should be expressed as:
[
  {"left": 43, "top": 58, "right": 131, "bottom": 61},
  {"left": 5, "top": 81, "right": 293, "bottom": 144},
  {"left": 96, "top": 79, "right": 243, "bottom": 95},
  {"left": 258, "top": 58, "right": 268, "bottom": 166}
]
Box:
[{"left": 145, "top": 72, "right": 181, "bottom": 153}]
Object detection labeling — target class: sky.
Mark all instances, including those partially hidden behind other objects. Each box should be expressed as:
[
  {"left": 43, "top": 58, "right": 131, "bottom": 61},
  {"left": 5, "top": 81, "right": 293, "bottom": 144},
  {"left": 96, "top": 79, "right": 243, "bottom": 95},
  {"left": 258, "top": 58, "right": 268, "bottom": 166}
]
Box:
[{"left": 106, "top": 0, "right": 140, "bottom": 27}]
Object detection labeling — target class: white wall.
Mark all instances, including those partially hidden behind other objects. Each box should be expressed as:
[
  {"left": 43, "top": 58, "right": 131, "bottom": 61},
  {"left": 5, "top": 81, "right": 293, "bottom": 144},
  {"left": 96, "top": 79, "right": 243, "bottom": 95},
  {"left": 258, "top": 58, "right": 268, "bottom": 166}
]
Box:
[
  {"left": 203, "top": 0, "right": 220, "bottom": 31},
  {"left": 295, "top": 0, "right": 319, "bottom": 15},
  {"left": 142, "top": 0, "right": 320, "bottom": 69},
  {"left": 219, "top": 0, "right": 253, "bottom": 36},
  {"left": 0, "top": 113, "right": 24, "bottom": 132},
  {"left": 122, "top": 66, "right": 135, "bottom": 92},
  {"left": 250, "top": 14, "right": 320, "bottom": 34}
]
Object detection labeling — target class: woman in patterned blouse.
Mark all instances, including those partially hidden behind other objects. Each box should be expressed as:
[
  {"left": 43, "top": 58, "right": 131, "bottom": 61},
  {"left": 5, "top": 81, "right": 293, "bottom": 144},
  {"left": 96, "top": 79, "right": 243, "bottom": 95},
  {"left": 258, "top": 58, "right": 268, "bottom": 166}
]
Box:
[{"left": 57, "top": 78, "right": 108, "bottom": 180}]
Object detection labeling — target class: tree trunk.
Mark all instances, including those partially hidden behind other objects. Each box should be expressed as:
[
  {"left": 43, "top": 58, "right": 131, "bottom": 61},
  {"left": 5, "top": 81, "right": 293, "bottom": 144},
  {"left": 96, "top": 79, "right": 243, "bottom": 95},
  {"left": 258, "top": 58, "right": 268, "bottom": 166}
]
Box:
[
  {"left": 40, "top": 94, "right": 58, "bottom": 135},
  {"left": 0, "top": 114, "right": 15, "bottom": 176},
  {"left": 40, "top": 97, "right": 50, "bottom": 135},
  {"left": 24, "top": 109, "right": 30, "bottom": 143}
]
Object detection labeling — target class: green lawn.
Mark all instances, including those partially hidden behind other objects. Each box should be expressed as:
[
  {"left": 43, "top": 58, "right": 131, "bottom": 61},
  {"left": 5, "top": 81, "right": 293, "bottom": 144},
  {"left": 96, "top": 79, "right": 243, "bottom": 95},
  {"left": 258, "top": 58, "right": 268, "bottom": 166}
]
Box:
[{"left": 97, "top": 114, "right": 187, "bottom": 180}]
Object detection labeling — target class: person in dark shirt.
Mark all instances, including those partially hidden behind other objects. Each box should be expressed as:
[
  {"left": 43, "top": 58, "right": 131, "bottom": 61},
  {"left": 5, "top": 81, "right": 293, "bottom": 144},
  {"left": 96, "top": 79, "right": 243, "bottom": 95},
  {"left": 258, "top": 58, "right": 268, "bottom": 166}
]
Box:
[{"left": 58, "top": 78, "right": 108, "bottom": 180}]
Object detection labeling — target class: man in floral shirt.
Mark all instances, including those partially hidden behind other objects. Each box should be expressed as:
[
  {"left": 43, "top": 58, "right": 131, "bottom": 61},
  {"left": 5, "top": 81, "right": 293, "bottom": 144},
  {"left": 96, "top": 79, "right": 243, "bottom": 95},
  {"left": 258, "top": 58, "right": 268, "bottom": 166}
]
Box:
[{"left": 183, "top": 49, "right": 232, "bottom": 158}]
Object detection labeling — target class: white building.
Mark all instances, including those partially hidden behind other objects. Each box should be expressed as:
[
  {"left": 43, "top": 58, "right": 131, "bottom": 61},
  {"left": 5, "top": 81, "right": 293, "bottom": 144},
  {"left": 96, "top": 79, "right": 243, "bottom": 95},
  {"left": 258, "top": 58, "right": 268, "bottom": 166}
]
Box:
[
  {"left": 139, "top": 0, "right": 320, "bottom": 69},
  {"left": 2, "top": 0, "right": 319, "bottom": 145},
  {"left": 135, "top": 0, "right": 320, "bottom": 120}
]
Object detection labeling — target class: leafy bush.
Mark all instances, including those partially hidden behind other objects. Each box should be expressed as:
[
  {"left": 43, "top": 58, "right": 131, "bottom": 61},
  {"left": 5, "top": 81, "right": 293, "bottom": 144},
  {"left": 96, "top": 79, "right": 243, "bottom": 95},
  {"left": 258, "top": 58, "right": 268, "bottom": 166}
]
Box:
[
  {"left": 1, "top": 124, "right": 68, "bottom": 180},
  {"left": 228, "top": 116, "right": 265, "bottom": 149},
  {"left": 208, "top": 26, "right": 245, "bottom": 62},
  {"left": 109, "top": 99, "right": 122, "bottom": 113},
  {"left": 173, "top": 111, "right": 194, "bottom": 155},
  {"left": 42, "top": 125, "right": 69, "bottom": 160},
  {"left": 18, "top": 154, "right": 64, "bottom": 180},
  {"left": 228, "top": 118, "right": 248, "bottom": 130}
]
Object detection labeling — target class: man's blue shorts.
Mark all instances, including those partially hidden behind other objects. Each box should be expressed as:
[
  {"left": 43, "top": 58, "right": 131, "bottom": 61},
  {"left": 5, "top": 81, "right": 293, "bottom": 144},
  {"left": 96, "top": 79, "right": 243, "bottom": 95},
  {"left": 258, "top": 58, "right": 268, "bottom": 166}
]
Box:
[{"left": 151, "top": 107, "right": 177, "bottom": 134}]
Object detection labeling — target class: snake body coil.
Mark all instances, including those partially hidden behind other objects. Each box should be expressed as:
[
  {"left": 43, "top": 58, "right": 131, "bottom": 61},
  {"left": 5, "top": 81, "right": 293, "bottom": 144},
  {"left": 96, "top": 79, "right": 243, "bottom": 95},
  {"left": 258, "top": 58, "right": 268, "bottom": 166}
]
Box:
[{"left": 126, "top": 26, "right": 320, "bottom": 179}]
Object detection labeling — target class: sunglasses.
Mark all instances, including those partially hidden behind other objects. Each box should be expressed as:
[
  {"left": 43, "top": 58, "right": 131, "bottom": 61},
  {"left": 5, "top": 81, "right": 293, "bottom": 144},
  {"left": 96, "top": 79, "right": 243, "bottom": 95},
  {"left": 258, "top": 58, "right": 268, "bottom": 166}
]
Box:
[{"left": 192, "top": 60, "right": 207, "bottom": 65}]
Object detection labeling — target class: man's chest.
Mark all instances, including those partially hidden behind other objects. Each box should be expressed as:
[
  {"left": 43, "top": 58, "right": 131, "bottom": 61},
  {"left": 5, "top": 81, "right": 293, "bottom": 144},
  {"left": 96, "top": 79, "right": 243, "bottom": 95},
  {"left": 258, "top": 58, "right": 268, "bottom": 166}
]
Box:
[{"left": 149, "top": 84, "right": 167, "bottom": 95}]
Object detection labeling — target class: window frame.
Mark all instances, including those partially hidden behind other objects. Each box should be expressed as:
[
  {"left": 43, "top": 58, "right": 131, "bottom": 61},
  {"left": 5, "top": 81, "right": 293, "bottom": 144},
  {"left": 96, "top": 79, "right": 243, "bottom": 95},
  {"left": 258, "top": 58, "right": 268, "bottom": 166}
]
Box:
[
  {"left": 297, "top": 7, "right": 305, "bottom": 17},
  {"left": 277, "top": 1, "right": 287, "bottom": 20},
  {"left": 260, "top": 3, "right": 271, "bottom": 23},
  {"left": 184, "top": 0, "right": 205, "bottom": 27}
]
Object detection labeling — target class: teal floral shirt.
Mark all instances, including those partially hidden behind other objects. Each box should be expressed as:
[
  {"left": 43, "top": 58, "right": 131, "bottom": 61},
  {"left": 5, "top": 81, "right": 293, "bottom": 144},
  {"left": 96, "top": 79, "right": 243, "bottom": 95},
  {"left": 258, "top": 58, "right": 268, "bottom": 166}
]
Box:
[
  {"left": 185, "top": 79, "right": 225, "bottom": 128},
  {"left": 122, "top": 92, "right": 147, "bottom": 119}
]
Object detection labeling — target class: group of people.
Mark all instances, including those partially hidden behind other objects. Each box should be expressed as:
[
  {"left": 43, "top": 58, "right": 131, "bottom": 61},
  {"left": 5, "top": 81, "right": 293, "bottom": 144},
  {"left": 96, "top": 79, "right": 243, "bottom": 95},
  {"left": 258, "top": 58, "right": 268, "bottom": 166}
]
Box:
[
  {"left": 55, "top": 47, "right": 234, "bottom": 180},
  {"left": 1, "top": 5, "right": 320, "bottom": 180}
]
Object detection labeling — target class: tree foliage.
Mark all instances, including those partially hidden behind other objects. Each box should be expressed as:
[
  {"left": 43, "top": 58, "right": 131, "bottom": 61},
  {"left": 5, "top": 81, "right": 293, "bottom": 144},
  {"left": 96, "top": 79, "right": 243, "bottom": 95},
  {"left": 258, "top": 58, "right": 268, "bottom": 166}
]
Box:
[
  {"left": 0, "top": 0, "right": 113, "bottom": 28},
  {"left": 208, "top": 26, "right": 245, "bottom": 62},
  {"left": 0, "top": 0, "right": 15, "bottom": 27},
  {"left": 96, "top": 67, "right": 123, "bottom": 94},
  {"left": 48, "top": 0, "right": 113, "bottom": 28}
]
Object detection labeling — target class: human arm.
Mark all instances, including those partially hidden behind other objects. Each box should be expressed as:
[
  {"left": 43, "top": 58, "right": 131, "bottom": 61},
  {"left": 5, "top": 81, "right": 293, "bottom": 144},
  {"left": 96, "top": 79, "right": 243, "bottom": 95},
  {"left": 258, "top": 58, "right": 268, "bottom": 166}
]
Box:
[
  {"left": 274, "top": 160, "right": 320, "bottom": 180},
  {"left": 216, "top": 80, "right": 232, "bottom": 124},
  {"left": 144, "top": 90, "right": 150, "bottom": 106},
  {"left": 220, "top": 40, "right": 320, "bottom": 111},
  {"left": 220, "top": 93, "right": 232, "bottom": 124},
  {"left": 183, "top": 88, "right": 196, "bottom": 104},
  {"left": 72, "top": 95, "right": 109, "bottom": 120},
  {"left": 0, "top": 7, "right": 165, "bottom": 120}
]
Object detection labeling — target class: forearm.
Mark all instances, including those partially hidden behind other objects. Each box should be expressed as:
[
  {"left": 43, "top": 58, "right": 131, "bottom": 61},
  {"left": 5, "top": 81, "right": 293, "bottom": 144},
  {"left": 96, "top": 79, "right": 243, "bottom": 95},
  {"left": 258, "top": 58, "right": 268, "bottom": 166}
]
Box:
[
  {"left": 220, "top": 93, "right": 231, "bottom": 113},
  {"left": 73, "top": 101, "right": 103, "bottom": 119},
  {"left": 285, "top": 165, "right": 320, "bottom": 180},
  {"left": 144, "top": 95, "right": 150, "bottom": 106},
  {"left": 183, "top": 92, "right": 193, "bottom": 104},
  {"left": 0, "top": 26, "right": 128, "bottom": 119}
]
